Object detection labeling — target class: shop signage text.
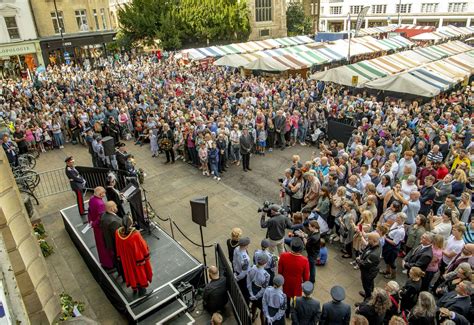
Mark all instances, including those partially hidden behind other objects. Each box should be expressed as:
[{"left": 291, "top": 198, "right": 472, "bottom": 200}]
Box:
[{"left": 0, "top": 43, "right": 36, "bottom": 57}]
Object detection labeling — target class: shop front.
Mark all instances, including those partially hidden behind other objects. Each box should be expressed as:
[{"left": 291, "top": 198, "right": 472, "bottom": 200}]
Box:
[
  {"left": 0, "top": 40, "right": 44, "bottom": 79},
  {"left": 39, "top": 31, "right": 116, "bottom": 66}
]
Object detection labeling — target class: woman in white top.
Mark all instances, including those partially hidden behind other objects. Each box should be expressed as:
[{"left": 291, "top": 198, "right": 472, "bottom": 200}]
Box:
[
  {"left": 457, "top": 192, "right": 472, "bottom": 223},
  {"left": 381, "top": 213, "right": 407, "bottom": 279},
  {"left": 430, "top": 210, "right": 453, "bottom": 240},
  {"left": 401, "top": 175, "right": 418, "bottom": 200}
]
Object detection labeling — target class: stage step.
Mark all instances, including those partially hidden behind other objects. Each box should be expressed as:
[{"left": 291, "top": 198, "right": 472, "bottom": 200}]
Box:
[
  {"left": 166, "top": 312, "right": 195, "bottom": 324},
  {"left": 130, "top": 284, "right": 179, "bottom": 319},
  {"left": 137, "top": 298, "right": 188, "bottom": 324}
]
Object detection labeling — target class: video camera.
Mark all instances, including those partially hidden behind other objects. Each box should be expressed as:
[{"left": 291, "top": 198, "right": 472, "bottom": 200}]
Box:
[{"left": 257, "top": 201, "right": 273, "bottom": 214}]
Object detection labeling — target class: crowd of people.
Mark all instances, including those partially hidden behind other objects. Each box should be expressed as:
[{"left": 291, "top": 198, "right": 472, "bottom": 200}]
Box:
[{"left": 0, "top": 51, "right": 473, "bottom": 324}]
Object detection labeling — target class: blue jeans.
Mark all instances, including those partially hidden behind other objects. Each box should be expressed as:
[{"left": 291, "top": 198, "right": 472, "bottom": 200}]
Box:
[
  {"left": 231, "top": 145, "right": 240, "bottom": 162},
  {"left": 210, "top": 163, "right": 219, "bottom": 177},
  {"left": 298, "top": 127, "right": 307, "bottom": 143},
  {"left": 308, "top": 255, "right": 317, "bottom": 283},
  {"left": 53, "top": 133, "right": 64, "bottom": 146}
]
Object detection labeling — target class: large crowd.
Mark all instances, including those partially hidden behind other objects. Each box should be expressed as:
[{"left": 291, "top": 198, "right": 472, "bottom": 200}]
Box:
[{"left": 1, "top": 52, "right": 473, "bottom": 325}]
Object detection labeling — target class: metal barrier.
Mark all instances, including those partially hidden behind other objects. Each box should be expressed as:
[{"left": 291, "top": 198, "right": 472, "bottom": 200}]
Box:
[
  {"left": 75, "top": 166, "right": 129, "bottom": 190},
  {"left": 215, "top": 243, "right": 252, "bottom": 325},
  {"left": 34, "top": 168, "right": 70, "bottom": 198}
]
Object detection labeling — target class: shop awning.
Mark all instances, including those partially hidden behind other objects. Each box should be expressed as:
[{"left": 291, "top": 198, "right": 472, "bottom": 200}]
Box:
[
  {"left": 365, "top": 72, "right": 442, "bottom": 97},
  {"left": 310, "top": 66, "right": 371, "bottom": 87},
  {"left": 243, "top": 57, "right": 290, "bottom": 71}
]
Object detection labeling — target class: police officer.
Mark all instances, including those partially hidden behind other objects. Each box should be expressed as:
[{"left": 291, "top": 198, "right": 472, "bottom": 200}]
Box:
[
  {"left": 253, "top": 239, "right": 277, "bottom": 285},
  {"left": 65, "top": 156, "right": 86, "bottom": 215},
  {"left": 262, "top": 274, "right": 287, "bottom": 325},
  {"left": 247, "top": 252, "right": 270, "bottom": 324},
  {"left": 291, "top": 281, "right": 321, "bottom": 325},
  {"left": 233, "top": 237, "right": 251, "bottom": 304}
]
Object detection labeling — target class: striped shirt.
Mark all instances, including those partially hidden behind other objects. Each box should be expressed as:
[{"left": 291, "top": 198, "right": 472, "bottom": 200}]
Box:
[
  {"left": 463, "top": 223, "right": 474, "bottom": 244},
  {"left": 427, "top": 150, "right": 443, "bottom": 163}
]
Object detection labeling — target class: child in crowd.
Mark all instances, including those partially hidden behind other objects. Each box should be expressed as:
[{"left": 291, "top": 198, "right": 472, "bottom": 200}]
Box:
[
  {"left": 256, "top": 124, "right": 267, "bottom": 155},
  {"left": 208, "top": 142, "right": 220, "bottom": 181},
  {"left": 34, "top": 124, "right": 45, "bottom": 153},
  {"left": 316, "top": 238, "right": 328, "bottom": 266},
  {"left": 198, "top": 142, "right": 209, "bottom": 176},
  {"left": 148, "top": 130, "right": 158, "bottom": 157}
]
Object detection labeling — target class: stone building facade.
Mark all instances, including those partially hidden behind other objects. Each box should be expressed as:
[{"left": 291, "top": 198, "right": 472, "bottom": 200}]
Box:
[
  {"left": 248, "top": 0, "right": 287, "bottom": 40},
  {"left": 0, "top": 150, "right": 60, "bottom": 323}
]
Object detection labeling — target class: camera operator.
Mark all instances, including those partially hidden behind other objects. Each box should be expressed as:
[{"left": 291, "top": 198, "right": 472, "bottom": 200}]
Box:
[{"left": 260, "top": 204, "right": 292, "bottom": 256}]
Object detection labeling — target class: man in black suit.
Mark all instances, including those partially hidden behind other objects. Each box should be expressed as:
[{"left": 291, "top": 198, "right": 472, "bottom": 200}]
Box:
[
  {"left": 356, "top": 233, "right": 381, "bottom": 300},
  {"left": 403, "top": 232, "right": 433, "bottom": 272},
  {"left": 320, "top": 286, "right": 351, "bottom": 325},
  {"left": 65, "top": 156, "right": 86, "bottom": 215},
  {"left": 437, "top": 280, "right": 472, "bottom": 318},
  {"left": 239, "top": 127, "right": 253, "bottom": 172},
  {"left": 202, "top": 265, "right": 228, "bottom": 313},
  {"left": 273, "top": 110, "right": 286, "bottom": 150}
]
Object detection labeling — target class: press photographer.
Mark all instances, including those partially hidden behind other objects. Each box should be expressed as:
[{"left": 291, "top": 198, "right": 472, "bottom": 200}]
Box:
[{"left": 260, "top": 203, "right": 292, "bottom": 256}]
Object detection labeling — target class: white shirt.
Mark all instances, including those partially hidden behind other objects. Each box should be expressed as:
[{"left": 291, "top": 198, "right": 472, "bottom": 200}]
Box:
[
  {"left": 432, "top": 222, "right": 452, "bottom": 240},
  {"left": 442, "top": 235, "right": 465, "bottom": 264}
]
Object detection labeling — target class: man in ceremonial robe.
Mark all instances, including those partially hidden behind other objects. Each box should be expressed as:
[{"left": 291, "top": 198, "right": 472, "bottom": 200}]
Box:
[
  {"left": 88, "top": 187, "right": 114, "bottom": 269},
  {"left": 115, "top": 215, "right": 153, "bottom": 295},
  {"left": 100, "top": 201, "right": 122, "bottom": 272}
]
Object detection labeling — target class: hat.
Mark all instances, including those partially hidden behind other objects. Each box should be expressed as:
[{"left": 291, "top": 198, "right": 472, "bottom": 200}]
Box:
[
  {"left": 273, "top": 274, "right": 284, "bottom": 287},
  {"left": 302, "top": 281, "right": 314, "bottom": 295},
  {"left": 64, "top": 156, "right": 73, "bottom": 163},
  {"left": 256, "top": 252, "right": 269, "bottom": 265},
  {"left": 290, "top": 237, "right": 304, "bottom": 253},
  {"left": 238, "top": 237, "right": 250, "bottom": 246},
  {"left": 261, "top": 239, "right": 270, "bottom": 248},
  {"left": 269, "top": 204, "right": 282, "bottom": 212},
  {"left": 330, "top": 286, "right": 346, "bottom": 302}
]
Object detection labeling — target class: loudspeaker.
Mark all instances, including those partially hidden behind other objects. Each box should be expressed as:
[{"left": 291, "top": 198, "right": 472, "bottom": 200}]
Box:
[
  {"left": 102, "top": 136, "right": 115, "bottom": 156},
  {"left": 190, "top": 196, "right": 208, "bottom": 227}
]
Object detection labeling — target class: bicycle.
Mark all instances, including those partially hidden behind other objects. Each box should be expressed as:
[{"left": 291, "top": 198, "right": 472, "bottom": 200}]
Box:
[
  {"left": 14, "top": 168, "right": 40, "bottom": 189},
  {"left": 17, "top": 153, "right": 36, "bottom": 169},
  {"left": 16, "top": 180, "right": 39, "bottom": 205}
]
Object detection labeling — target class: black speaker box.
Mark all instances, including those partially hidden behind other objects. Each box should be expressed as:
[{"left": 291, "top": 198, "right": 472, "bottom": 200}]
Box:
[
  {"left": 190, "top": 196, "right": 208, "bottom": 227},
  {"left": 102, "top": 136, "right": 115, "bottom": 156}
]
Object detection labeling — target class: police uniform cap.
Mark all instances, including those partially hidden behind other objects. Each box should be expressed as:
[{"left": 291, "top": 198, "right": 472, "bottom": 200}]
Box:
[
  {"left": 238, "top": 237, "right": 250, "bottom": 246},
  {"left": 330, "top": 285, "right": 345, "bottom": 302},
  {"left": 290, "top": 237, "right": 304, "bottom": 253},
  {"left": 256, "top": 252, "right": 269, "bottom": 265},
  {"left": 273, "top": 274, "right": 284, "bottom": 287},
  {"left": 65, "top": 156, "right": 73, "bottom": 163},
  {"left": 261, "top": 239, "right": 270, "bottom": 248},
  {"left": 302, "top": 281, "right": 314, "bottom": 295}
]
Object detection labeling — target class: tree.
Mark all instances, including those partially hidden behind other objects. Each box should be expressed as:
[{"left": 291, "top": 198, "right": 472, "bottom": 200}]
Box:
[{"left": 286, "top": 2, "right": 312, "bottom": 36}]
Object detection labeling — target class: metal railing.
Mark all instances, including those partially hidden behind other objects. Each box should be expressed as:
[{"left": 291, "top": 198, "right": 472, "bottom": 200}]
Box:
[
  {"left": 215, "top": 244, "right": 252, "bottom": 325},
  {"left": 34, "top": 167, "right": 70, "bottom": 198}
]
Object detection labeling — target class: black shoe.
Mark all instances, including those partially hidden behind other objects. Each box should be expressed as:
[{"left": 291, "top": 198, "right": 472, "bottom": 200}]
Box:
[
  {"left": 138, "top": 287, "right": 147, "bottom": 296},
  {"left": 359, "top": 291, "right": 366, "bottom": 298},
  {"left": 247, "top": 168, "right": 252, "bottom": 171}
]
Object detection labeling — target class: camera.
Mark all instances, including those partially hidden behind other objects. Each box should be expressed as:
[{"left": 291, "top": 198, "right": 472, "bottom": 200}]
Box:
[
  {"left": 257, "top": 201, "right": 273, "bottom": 213},
  {"left": 277, "top": 178, "right": 284, "bottom": 183}
]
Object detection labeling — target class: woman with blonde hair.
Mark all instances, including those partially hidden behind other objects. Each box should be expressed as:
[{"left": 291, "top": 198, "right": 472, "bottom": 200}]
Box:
[
  {"left": 227, "top": 228, "right": 242, "bottom": 266},
  {"left": 408, "top": 291, "right": 436, "bottom": 324},
  {"left": 352, "top": 210, "right": 374, "bottom": 268},
  {"left": 452, "top": 169, "right": 468, "bottom": 201},
  {"left": 457, "top": 192, "right": 472, "bottom": 223},
  {"left": 400, "top": 266, "right": 425, "bottom": 312}
]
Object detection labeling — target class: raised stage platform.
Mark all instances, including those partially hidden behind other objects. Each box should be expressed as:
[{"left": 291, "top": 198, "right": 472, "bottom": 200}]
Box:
[{"left": 60, "top": 204, "right": 205, "bottom": 324}]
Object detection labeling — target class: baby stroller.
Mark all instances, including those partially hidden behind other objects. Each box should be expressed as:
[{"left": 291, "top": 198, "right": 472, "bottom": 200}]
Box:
[{"left": 309, "top": 128, "right": 328, "bottom": 148}]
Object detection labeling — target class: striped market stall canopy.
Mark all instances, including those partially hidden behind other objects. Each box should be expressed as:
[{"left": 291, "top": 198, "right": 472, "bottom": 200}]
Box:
[
  {"left": 358, "top": 25, "right": 398, "bottom": 36},
  {"left": 181, "top": 35, "right": 315, "bottom": 60}
]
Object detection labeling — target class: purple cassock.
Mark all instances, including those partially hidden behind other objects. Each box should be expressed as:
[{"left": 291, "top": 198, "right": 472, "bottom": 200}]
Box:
[{"left": 88, "top": 195, "right": 114, "bottom": 269}]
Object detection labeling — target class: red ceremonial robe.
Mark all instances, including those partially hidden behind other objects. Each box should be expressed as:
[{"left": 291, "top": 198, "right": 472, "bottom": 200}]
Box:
[
  {"left": 278, "top": 252, "right": 310, "bottom": 298},
  {"left": 115, "top": 228, "right": 153, "bottom": 290}
]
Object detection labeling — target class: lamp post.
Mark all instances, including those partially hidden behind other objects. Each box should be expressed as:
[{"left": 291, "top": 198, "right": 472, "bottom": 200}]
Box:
[{"left": 397, "top": 0, "right": 402, "bottom": 26}]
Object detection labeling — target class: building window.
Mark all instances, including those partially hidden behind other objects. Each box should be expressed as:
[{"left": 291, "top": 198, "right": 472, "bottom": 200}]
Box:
[
  {"left": 100, "top": 8, "right": 107, "bottom": 29},
  {"left": 372, "top": 5, "right": 387, "bottom": 14},
  {"left": 329, "top": 6, "right": 342, "bottom": 15},
  {"left": 448, "top": 2, "right": 467, "bottom": 12},
  {"left": 396, "top": 4, "right": 412, "bottom": 13},
  {"left": 93, "top": 9, "right": 100, "bottom": 30},
  {"left": 255, "top": 0, "right": 272, "bottom": 22},
  {"left": 50, "top": 11, "right": 65, "bottom": 34},
  {"left": 310, "top": 3, "right": 320, "bottom": 15},
  {"left": 259, "top": 29, "right": 270, "bottom": 37},
  {"left": 350, "top": 5, "right": 364, "bottom": 15},
  {"left": 4, "top": 17, "right": 20, "bottom": 40},
  {"left": 75, "top": 9, "right": 89, "bottom": 31},
  {"left": 420, "top": 3, "right": 439, "bottom": 13}
]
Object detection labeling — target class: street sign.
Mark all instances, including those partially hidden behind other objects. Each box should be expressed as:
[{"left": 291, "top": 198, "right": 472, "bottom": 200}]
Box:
[{"left": 351, "top": 76, "right": 358, "bottom": 87}]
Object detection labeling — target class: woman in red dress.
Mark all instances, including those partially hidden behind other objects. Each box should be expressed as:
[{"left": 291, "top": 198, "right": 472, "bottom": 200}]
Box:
[
  {"left": 115, "top": 215, "right": 153, "bottom": 295},
  {"left": 278, "top": 237, "right": 310, "bottom": 316}
]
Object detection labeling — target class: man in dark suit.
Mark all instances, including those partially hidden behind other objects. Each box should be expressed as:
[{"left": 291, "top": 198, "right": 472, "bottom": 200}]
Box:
[
  {"left": 320, "top": 286, "right": 351, "bottom": 325},
  {"left": 115, "top": 142, "right": 128, "bottom": 171},
  {"left": 202, "top": 265, "right": 228, "bottom": 313},
  {"left": 437, "top": 280, "right": 472, "bottom": 318},
  {"left": 403, "top": 232, "right": 433, "bottom": 272},
  {"left": 291, "top": 281, "right": 321, "bottom": 325},
  {"left": 65, "top": 156, "right": 86, "bottom": 215},
  {"left": 100, "top": 201, "right": 123, "bottom": 274},
  {"left": 356, "top": 233, "right": 381, "bottom": 300},
  {"left": 239, "top": 127, "right": 253, "bottom": 172},
  {"left": 273, "top": 110, "right": 286, "bottom": 150}
]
